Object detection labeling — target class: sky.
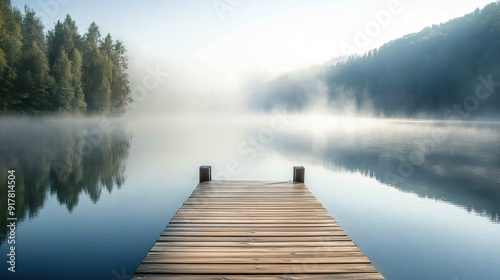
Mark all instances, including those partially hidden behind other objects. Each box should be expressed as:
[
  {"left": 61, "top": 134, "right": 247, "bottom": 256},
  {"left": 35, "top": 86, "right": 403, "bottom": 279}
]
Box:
[
  {"left": 11, "top": 0, "right": 495, "bottom": 73},
  {"left": 10, "top": 0, "right": 497, "bottom": 112}
]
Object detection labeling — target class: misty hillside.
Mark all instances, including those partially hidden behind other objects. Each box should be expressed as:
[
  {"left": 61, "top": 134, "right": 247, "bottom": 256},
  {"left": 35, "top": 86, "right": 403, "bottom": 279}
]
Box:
[{"left": 249, "top": 2, "right": 500, "bottom": 119}]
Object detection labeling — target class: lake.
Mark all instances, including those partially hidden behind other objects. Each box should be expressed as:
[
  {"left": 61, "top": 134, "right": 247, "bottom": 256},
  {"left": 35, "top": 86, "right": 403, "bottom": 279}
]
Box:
[{"left": 0, "top": 114, "right": 499, "bottom": 280}]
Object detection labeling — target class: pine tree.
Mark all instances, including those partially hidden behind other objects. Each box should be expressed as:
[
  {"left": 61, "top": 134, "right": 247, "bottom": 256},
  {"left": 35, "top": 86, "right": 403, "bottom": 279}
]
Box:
[
  {"left": 70, "top": 49, "right": 86, "bottom": 113},
  {"left": 97, "top": 52, "right": 112, "bottom": 114},
  {"left": 0, "top": 0, "right": 8, "bottom": 74},
  {"left": 14, "top": 6, "right": 53, "bottom": 112},
  {"left": 47, "top": 15, "right": 80, "bottom": 68},
  {"left": 0, "top": 2, "right": 22, "bottom": 112},
  {"left": 21, "top": 6, "right": 46, "bottom": 52},
  {"left": 110, "top": 40, "right": 131, "bottom": 114},
  {"left": 82, "top": 23, "right": 99, "bottom": 113},
  {"left": 100, "top": 34, "right": 131, "bottom": 114},
  {"left": 82, "top": 22, "right": 112, "bottom": 114},
  {"left": 16, "top": 43, "right": 53, "bottom": 112},
  {"left": 52, "top": 49, "right": 74, "bottom": 112}
]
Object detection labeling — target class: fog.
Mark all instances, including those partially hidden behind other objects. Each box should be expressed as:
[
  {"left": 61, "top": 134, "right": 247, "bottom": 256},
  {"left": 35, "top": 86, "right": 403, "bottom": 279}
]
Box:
[
  {"left": 3, "top": 2, "right": 500, "bottom": 280},
  {"left": 6, "top": 0, "right": 500, "bottom": 240},
  {"left": 123, "top": 56, "right": 240, "bottom": 116},
  {"left": 50, "top": 0, "right": 487, "bottom": 124}
]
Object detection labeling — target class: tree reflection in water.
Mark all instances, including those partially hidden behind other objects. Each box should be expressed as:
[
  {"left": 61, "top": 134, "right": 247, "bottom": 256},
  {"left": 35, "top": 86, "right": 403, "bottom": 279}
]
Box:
[
  {"left": 271, "top": 121, "right": 500, "bottom": 223},
  {"left": 0, "top": 118, "right": 131, "bottom": 244}
]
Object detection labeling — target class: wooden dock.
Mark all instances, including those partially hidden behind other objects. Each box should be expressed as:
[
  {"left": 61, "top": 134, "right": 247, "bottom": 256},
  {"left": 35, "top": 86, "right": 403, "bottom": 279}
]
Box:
[{"left": 133, "top": 166, "right": 384, "bottom": 279}]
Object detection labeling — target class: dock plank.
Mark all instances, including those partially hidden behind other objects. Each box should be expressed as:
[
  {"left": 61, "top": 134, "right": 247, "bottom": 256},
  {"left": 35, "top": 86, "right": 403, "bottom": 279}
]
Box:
[
  {"left": 132, "top": 274, "right": 385, "bottom": 280},
  {"left": 133, "top": 180, "right": 384, "bottom": 279}
]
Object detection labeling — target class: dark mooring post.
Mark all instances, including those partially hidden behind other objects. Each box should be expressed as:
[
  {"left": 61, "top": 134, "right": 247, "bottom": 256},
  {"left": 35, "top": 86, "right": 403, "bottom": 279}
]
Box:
[
  {"left": 199, "top": 166, "right": 212, "bottom": 183},
  {"left": 293, "top": 166, "right": 305, "bottom": 183}
]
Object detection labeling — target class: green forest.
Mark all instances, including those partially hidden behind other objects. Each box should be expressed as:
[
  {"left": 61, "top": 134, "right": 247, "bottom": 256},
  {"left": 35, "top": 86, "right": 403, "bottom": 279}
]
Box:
[
  {"left": 0, "top": 0, "right": 131, "bottom": 115},
  {"left": 250, "top": 2, "right": 500, "bottom": 118}
]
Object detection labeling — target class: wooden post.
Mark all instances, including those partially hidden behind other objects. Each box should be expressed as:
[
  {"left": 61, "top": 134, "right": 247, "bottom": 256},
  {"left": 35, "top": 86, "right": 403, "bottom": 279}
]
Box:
[
  {"left": 199, "top": 166, "right": 211, "bottom": 183},
  {"left": 293, "top": 166, "right": 305, "bottom": 183}
]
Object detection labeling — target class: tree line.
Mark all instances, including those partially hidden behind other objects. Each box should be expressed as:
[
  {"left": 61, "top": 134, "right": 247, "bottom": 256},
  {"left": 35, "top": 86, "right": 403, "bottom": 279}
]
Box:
[
  {"left": 249, "top": 2, "right": 500, "bottom": 118},
  {"left": 0, "top": 0, "right": 131, "bottom": 115}
]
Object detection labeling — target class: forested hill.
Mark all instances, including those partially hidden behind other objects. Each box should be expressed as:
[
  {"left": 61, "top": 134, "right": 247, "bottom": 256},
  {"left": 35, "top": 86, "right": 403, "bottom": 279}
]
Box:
[
  {"left": 249, "top": 2, "right": 500, "bottom": 118},
  {"left": 0, "top": 0, "right": 130, "bottom": 115}
]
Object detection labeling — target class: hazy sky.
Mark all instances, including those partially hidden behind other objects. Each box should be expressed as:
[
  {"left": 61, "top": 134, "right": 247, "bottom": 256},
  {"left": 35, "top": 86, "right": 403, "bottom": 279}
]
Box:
[{"left": 12, "top": 1, "right": 495, "bottom": 75}]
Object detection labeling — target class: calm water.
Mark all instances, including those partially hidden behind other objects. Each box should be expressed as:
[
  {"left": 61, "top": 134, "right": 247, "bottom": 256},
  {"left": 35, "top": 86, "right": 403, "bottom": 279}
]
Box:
[{"left": 0, "top": 114, "right": 499, "bottom": 280}]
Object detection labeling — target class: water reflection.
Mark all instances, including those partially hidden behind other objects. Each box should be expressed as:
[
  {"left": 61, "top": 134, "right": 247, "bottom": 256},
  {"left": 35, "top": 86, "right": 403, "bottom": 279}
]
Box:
[
  {"left": 0, "top": 118, "right": 131, "bottom": 245},
  {"left": 271, "top": 120, "right": 500, "bottom": 222}
]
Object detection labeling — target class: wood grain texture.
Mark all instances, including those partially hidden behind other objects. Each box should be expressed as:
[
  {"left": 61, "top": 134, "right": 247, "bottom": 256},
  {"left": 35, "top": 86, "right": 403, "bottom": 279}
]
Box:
[{"left": 133, "top": 180, "right": 384, "bottom": 279}]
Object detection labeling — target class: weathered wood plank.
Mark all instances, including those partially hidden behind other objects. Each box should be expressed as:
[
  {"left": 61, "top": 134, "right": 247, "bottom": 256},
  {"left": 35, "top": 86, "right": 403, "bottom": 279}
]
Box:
[
  {"left": 133, "top": 180, "right": 384, "bottom": 279},
  {"left": 135, "top": 263, "right": 379, "bottom": 274},
  {"left": 165, "top": 223, "right": 339, "bottom": 227},
  {"left": 132, "top": 273, "right": 385, "bottom": 280},
  {"left": 163, "top": 226, "right": 342, "bottom": 231},
  {"left": 145, "top": 249, "right": 366, "bottom": 257},
  {"left": 150, "top": 241, "right": 357, "bottom": 247},
  {"left": 142, "top": 256, "right": 372, "bottom": 264},
  {"left": 160, "top": 232, "right": 347, "bottom": 237},
  {"left": 175, "top": 212, "right": 332, "bottom": 216},
  {"left": 147, "top": 246, "right": 363, "bottom": 253},
  {"left": 157, "top": 236, "right": 351, "bottom": 242}
]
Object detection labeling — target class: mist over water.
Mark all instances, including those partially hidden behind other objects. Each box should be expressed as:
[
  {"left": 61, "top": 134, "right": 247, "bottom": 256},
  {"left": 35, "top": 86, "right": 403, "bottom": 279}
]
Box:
[
  {"left": 2, "top": 45, "right": 500, "bottom": 279},
  {"left": 1, "top": 95, "right": 500, "bottom": 280},
  {"left": 2, "top": 0, "right": 500, "bottom": 279}
]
